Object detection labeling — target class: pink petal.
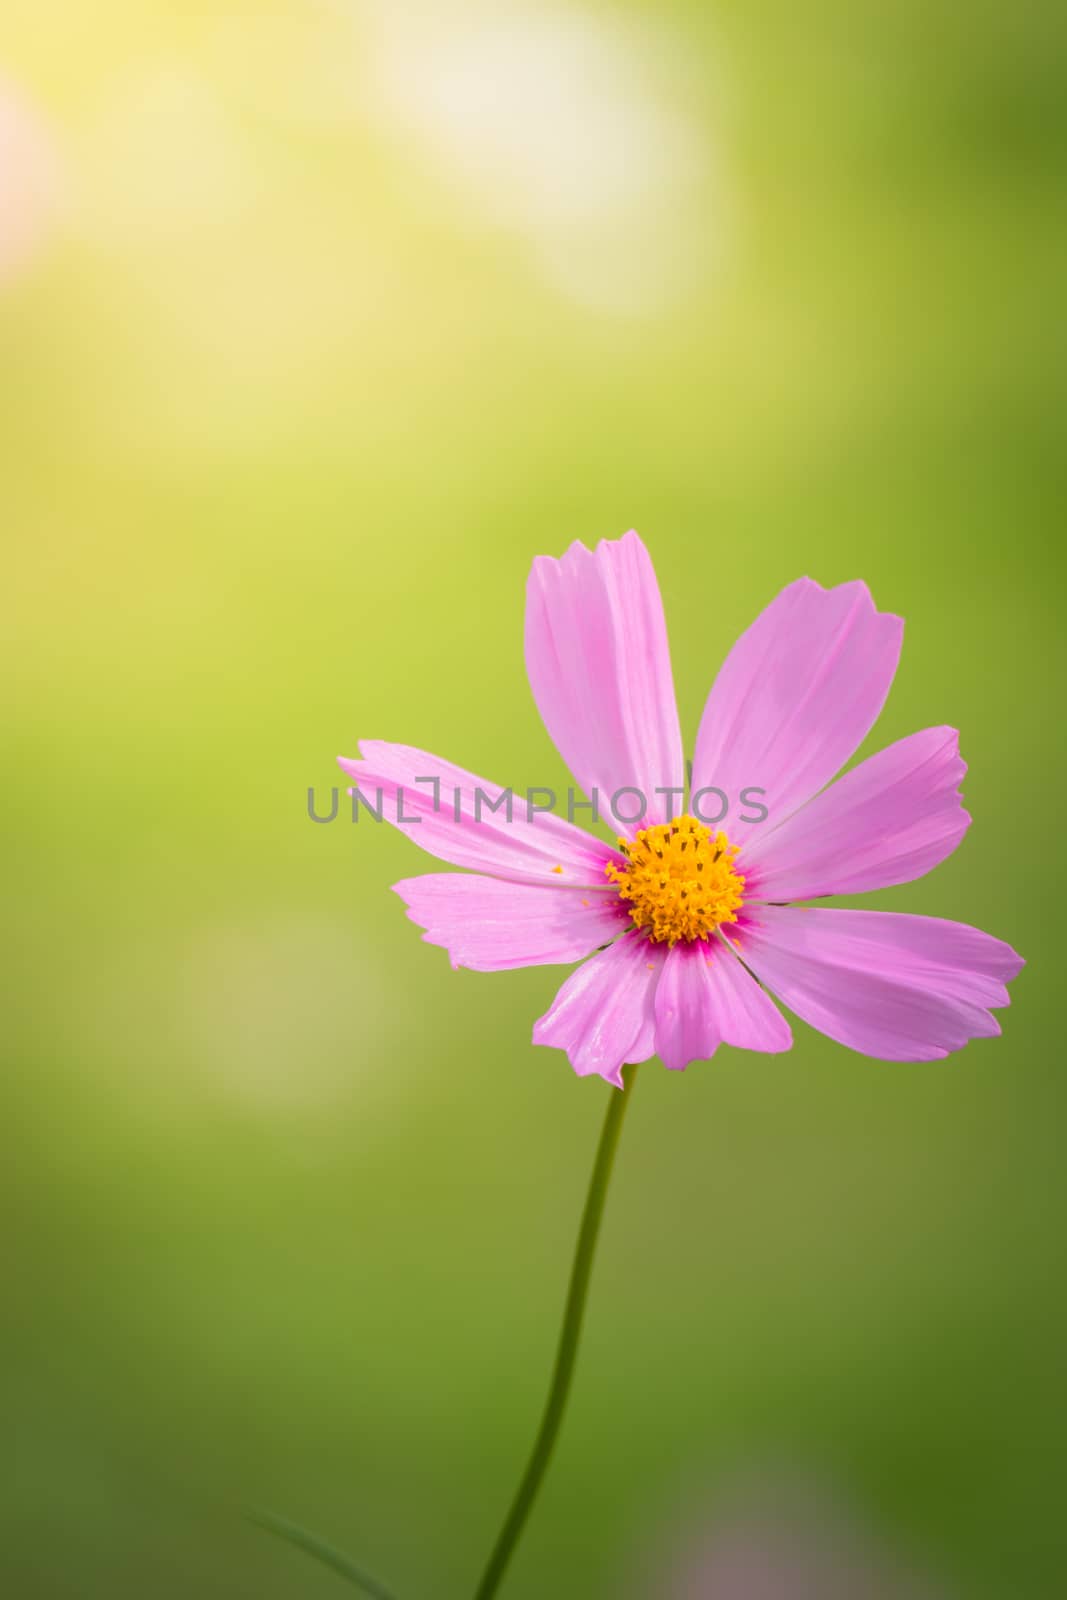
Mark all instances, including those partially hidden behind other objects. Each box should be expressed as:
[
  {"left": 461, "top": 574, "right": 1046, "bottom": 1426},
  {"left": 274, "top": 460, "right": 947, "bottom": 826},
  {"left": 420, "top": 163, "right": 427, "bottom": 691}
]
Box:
[
  {"left": 742, "top": 727, "right": 970, "bottom": 901},
  {"left": 707, "top": 939, "right": 794, "bottom": 1053},
  {"left": 338, "top": 742, "right": 617, "bottom": 886},
  {"left": 654, "top": 943, "right": 722, "bottom": 1071},
  {"left": 393, "top": 873, "right": 628, "bottom": 972},
  {"left": 691, "top": 579, "right": 903, "bottom": 846},
  {"left": 525, "top": 530, "right": 685, "bottom": 832},
  {"left": 727, "top": 907, "right": 1023, "bottom": 1062},
  {"left": 653, "top": 940, "right": 793, "bottom": 1071},
  {"left": 533, "top": 932, "right": 665, "bottom": 1087}
]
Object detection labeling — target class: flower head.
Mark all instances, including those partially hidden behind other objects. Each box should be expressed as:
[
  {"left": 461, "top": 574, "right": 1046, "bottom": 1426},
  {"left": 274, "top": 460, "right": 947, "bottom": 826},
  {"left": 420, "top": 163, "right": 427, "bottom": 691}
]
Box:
[
  {"left": 339, "top": 532, "right": 1023, "bottom": 1085},
  {"left": 605, "top": 818, "right": 745, "bottom": 945}
]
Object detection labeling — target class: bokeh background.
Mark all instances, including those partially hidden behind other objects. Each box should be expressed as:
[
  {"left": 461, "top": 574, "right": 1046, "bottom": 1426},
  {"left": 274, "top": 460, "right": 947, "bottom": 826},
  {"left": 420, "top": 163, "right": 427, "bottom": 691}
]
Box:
[{"left": 3, "top": 2, "right": 1064, "bottom": 1596}]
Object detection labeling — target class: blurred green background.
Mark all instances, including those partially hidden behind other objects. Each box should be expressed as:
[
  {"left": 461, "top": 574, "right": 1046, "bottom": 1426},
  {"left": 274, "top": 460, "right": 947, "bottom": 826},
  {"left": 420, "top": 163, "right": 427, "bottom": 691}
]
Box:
[{"left": 3, "top": 2, "right": 1064, "bottom": 1596}]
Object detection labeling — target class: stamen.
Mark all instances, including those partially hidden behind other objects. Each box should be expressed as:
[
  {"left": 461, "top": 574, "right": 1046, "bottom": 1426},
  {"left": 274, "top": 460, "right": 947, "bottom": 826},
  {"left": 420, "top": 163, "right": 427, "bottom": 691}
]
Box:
[{"left": 605, "top": 815, "right": 745, "bottom": 946}]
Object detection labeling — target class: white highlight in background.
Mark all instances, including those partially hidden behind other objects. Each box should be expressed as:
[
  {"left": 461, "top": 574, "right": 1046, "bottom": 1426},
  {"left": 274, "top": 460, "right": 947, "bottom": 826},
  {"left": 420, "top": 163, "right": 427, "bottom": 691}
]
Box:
[{"left": 361, "top": 0, "right": 725, "bottom": 314}]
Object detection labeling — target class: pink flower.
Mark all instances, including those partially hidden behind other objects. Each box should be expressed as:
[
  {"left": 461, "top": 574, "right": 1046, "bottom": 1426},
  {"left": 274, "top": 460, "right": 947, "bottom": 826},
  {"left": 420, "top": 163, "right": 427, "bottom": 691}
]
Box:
[
  {"left": 654, "top": 1480, "right": 951, "bottom": 1599},
  {"left": 339, "top": 532, "right": 1022, "bottom": 1085},
  {"left": 0, "top": 77, "right": 57, "bottom": 284}
]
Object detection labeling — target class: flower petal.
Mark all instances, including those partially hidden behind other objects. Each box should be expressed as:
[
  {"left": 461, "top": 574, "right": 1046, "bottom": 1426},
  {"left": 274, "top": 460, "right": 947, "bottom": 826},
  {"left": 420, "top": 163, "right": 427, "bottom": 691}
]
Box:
[
  {"left": 727, "top": 907, "right": 1023, "bottom": 1062},
  {"left": 654, "top": 943, "right": 721, "bottom": 1071},
  {"left": 393, "top": 873, "right": 629, "bottom": 972},
  {"left": 708, "top": 938, "right": 794, "bottom": 1053},
  {"left": 525, "top": 530, "right": 685, "bottom": 831},
  {"left": 653, "top": 939, "right": 793, "bottom": 1070},
  {"left": 533, "top": 931, "right": 665, "bottom": 1086},
  {"left": 691, "top": 579, "right": 903, "bottom": 845},
  {"left": 742, "top": 727, "right": 970, "bottom": 901},
  {"left": 338, "top": 742, "right": 617, "bottom": 886}
]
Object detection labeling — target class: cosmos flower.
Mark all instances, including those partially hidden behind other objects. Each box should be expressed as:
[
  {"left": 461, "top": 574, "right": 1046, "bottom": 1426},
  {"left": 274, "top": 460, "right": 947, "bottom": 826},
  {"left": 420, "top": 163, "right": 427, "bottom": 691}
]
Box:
[
  {"left": 339, "top": 532, "right": 1022, "bottom": 1085},
  {"left": 0, "top": 76, "right": 57, "bottom": 284},
  {"left": 656, "top": 1478, "right": 950, "bottom": 1600}
]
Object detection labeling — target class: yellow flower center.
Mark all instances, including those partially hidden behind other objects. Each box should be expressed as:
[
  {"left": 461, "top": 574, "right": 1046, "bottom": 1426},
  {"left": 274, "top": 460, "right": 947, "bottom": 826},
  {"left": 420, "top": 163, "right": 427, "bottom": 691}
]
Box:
[{"left": 605, "top": 814, "right": 745, "bottom": 946}]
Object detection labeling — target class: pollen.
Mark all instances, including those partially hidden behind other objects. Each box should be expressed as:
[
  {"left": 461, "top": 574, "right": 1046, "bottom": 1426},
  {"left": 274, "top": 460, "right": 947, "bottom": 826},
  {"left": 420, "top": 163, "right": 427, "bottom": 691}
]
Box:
[{"left": 605, "top": 814, "right": 745, "bottom": 946}]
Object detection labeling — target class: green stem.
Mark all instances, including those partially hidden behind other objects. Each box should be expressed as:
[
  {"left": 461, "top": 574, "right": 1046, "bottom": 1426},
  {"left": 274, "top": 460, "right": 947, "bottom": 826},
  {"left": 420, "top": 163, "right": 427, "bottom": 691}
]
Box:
[
  {"left": 248, "top": 1508, "right": 399, "bottom": 1599},
  {"left": 473, "top": 1064, "right": 640, "bottom": 1600}
]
